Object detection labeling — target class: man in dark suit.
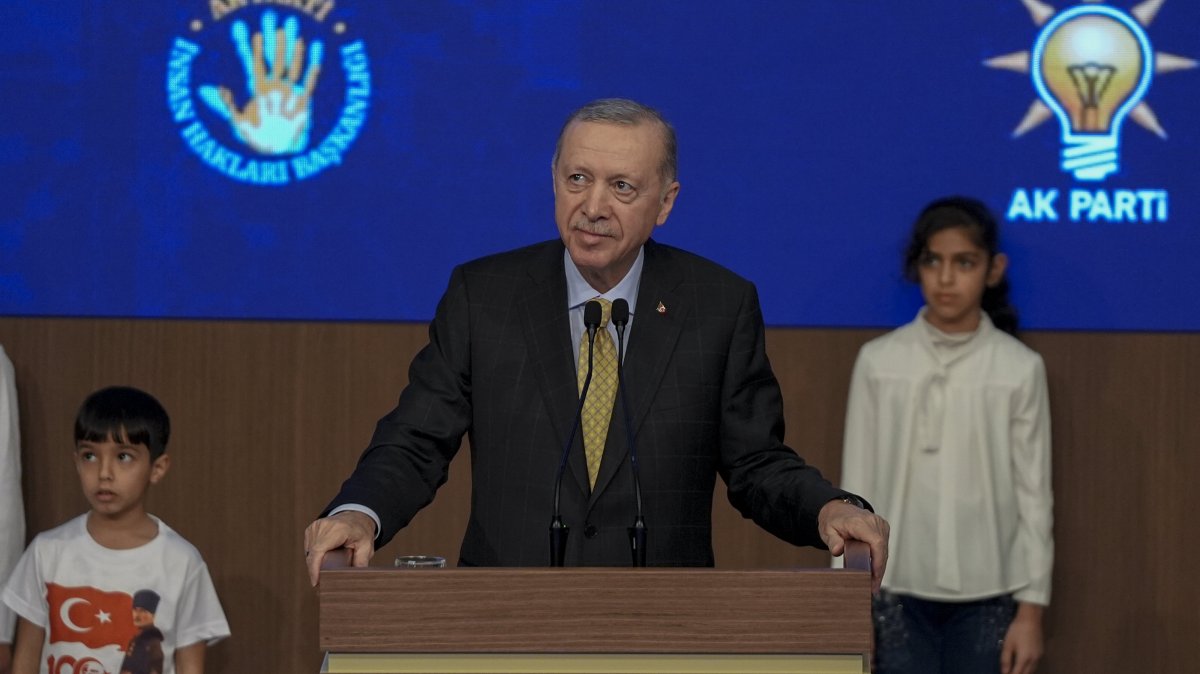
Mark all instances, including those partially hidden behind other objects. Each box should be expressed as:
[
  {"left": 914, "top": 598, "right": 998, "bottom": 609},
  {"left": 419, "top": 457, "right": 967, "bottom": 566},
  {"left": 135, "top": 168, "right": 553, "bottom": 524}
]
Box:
[{"left": 305, "top": 98, "right": 888, "bottom": 584}]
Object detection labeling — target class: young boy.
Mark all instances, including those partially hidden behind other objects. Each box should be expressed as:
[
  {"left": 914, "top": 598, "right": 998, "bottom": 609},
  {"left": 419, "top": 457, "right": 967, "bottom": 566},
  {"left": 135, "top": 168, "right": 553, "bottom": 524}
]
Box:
[{"left": 2, "top": 387, "right": 229, "bottom": 674}]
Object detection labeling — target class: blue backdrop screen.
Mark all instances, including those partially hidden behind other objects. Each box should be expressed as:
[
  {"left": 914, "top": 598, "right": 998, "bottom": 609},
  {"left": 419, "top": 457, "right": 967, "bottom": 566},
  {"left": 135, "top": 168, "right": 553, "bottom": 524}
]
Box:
[{"left": 2, "top": 1, "right": 1197, "bottom": 330}]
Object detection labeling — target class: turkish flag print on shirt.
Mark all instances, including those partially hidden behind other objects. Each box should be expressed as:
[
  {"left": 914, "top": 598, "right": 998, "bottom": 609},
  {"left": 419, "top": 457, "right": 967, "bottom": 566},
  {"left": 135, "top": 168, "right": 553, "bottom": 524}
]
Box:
[{"left": 46, "top": 584, "right": 138, "bottom": 650}]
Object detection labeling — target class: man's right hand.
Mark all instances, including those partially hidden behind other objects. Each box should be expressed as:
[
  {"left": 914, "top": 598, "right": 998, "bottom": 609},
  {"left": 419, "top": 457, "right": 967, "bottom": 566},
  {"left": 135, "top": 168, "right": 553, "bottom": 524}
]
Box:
[{"left": 304, "top": 511, "right": 376, "bottom": 586}]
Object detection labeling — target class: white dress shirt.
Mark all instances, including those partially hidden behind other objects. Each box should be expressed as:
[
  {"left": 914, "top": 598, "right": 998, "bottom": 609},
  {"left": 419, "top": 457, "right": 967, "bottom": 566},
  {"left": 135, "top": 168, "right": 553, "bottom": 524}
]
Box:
[
  {"left": 565, "top": 246, "right": 642, "bottom": 365},
  {"left": 840, "top": 309, "right": 1053, "bottom": 605}
]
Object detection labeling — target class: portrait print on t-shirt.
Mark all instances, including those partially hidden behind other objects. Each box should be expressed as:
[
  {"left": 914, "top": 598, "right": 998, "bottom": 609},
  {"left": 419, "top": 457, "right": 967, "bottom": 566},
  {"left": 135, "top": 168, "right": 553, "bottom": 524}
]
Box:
[{"left": 45, "top": 584, "right": 166, "bottom": 674}]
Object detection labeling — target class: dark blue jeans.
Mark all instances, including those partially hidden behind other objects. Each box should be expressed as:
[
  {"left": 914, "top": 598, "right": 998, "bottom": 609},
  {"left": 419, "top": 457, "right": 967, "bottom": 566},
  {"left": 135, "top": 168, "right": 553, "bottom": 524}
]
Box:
[{"left": 872, "top": 591, "right": 1017, "bottom": 674}]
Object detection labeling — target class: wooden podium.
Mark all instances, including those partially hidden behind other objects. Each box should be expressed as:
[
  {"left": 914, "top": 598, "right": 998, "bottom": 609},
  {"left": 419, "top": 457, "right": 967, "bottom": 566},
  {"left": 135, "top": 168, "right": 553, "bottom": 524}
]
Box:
[{"left": 318, "top": 543, "right": 872, "bottom": 674}]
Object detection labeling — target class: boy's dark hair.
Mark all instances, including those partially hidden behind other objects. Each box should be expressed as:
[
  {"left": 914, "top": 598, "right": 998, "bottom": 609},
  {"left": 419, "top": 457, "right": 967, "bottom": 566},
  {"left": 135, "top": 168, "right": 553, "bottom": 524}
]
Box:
[
  {"left": 903, "top": 196, "right": 1019, "bottom": 336},
  {"left": 75, "top": 387, "right": 170, "bottom": 459}
]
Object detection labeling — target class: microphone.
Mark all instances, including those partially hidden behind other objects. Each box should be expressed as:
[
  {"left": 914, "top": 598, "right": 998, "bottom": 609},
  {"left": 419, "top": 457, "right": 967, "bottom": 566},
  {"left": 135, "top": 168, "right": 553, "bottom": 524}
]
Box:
[
  {"left": 610, "top": 298, "right": 646, "bottom": 567},
  {"left": 550, "top": 299, "right": 603, "bottom": 566}
]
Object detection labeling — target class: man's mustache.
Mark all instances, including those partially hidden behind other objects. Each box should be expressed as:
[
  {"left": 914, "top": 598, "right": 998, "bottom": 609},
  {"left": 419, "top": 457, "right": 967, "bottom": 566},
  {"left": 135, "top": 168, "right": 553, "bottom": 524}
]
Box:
[{"left": 571, "top": 220, "right": 613, "bottom": 236}]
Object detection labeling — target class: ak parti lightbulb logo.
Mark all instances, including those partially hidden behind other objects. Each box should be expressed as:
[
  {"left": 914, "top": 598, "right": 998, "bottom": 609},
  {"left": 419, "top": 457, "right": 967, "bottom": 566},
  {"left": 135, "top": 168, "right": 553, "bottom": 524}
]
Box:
[{"left": 986, "top": 0, "right": 1196, "bottom": 223}]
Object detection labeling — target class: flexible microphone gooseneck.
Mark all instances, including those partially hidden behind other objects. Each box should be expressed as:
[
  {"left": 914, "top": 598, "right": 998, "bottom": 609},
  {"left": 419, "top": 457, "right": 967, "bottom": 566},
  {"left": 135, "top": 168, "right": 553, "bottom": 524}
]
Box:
[
  {"left": 610, "top": 298, "right": 646, "bottom": 567},
  {"left": 549, "top": 299, "right": 603, "bottom": 566}
]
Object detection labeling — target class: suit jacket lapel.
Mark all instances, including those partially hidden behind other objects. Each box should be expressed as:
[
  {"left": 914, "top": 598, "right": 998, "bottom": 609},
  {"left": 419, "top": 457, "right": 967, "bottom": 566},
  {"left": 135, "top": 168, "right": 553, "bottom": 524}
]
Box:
[
  {"left": 519, "top": 241, "right": 591, "bottom": 498},
  {"left": 589, "top": 240, "right": 687, "bottom": 505}
]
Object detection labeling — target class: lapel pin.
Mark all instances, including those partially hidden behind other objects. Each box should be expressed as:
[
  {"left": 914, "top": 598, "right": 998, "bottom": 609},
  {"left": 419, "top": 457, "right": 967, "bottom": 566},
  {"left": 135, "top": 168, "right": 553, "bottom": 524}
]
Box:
[{"left": 656, "top": 301, "right": 666, "bottom": 315}]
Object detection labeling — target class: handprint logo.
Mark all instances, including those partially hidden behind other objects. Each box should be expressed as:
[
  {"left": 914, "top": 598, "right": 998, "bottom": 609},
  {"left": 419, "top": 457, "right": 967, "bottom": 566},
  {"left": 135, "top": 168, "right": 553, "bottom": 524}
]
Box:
[{"left": 198, "top": 10, "right": 323, "bottom": 155}]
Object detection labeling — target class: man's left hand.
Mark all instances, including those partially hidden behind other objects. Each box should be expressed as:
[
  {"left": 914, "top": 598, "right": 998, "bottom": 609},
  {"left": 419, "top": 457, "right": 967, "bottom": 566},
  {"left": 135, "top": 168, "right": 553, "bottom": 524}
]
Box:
[{"left": 818, "top": 498, "right": 890, "bottom": 592}]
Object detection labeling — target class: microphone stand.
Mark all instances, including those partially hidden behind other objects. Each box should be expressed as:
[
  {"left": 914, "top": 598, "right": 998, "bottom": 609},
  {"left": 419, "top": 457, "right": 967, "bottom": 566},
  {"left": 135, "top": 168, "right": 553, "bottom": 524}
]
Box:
[
  {"left": 549, "top": 300, "right": 602, "bottom": 566},
  {"left": 611, "top": 299, "right": 646, "bottom": 567}
]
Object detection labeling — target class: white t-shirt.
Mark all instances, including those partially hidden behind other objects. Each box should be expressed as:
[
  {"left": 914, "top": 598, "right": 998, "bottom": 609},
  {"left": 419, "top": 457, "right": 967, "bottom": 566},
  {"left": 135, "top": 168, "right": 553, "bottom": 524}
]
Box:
[{"left": 2, "top": 514, "right": 230, "bottom": 674}]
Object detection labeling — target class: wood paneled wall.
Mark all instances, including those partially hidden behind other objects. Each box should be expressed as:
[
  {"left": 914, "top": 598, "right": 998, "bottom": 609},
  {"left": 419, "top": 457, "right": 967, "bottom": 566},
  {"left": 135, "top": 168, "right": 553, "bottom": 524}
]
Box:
[{"left": 0, "top": 317, "right": 1196, "bottom": 673}]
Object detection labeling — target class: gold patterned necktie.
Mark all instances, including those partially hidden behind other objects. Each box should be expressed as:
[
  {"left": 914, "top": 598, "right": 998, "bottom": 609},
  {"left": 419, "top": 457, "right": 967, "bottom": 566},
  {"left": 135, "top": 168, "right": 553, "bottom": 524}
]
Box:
[{"left": 577, "top": 298, "right": 618, "bottom": 489}]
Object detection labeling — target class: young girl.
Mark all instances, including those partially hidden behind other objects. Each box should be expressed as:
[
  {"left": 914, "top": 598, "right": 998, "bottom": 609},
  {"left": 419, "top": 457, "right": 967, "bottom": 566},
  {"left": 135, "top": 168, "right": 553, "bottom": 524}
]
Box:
[{"left": 841, "top": 196, "right": 1052, "bottom": 674}]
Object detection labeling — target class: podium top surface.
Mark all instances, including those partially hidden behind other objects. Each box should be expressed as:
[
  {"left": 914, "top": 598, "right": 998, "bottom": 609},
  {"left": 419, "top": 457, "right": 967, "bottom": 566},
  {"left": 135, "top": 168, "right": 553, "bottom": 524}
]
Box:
[{"left": 319, "top": 567, "right": 871, "bottom": 656}]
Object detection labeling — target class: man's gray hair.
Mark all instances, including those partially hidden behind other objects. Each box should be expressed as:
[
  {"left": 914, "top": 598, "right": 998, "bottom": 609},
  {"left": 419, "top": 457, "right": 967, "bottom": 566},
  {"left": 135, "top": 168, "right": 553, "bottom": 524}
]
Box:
[{"left": 552, "top": 98, "right": 678, "bottom": 185}]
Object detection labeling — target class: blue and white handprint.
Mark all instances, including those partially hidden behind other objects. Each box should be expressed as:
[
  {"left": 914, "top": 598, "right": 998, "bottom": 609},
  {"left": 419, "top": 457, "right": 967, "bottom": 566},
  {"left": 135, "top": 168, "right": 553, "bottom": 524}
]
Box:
[{"left": 199, "top": 11, "right": 323, "bottom": 155}]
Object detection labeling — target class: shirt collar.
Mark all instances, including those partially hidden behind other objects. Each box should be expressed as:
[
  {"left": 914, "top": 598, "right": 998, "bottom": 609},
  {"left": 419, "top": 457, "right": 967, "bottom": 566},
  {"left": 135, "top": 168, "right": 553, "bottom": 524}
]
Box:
[
  {"left": 915, "top": 306, "right": 993, "bottom": 365},
  {"left": 564, "top": 247, "right": 644, "bottom": 313}
]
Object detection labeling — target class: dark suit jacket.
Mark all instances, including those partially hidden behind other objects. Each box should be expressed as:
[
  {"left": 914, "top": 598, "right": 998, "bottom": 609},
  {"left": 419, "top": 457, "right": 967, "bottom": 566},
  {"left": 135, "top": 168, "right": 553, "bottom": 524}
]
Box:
[{"left": 325, "top": 238, "right": 854, "bottom": 566}]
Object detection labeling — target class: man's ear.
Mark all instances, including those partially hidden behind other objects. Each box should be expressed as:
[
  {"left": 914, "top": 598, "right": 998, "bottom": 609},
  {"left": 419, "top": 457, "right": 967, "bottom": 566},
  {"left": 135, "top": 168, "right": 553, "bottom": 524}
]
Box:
[
  {"left": 655, "top": 181, "right": 681, "bottom": 226},
  {"left": 987, "top": 252, "right": 1009, "bottom": 287},
  {"left": 149, "top": 454, "right": 171, "bottom": 484}
]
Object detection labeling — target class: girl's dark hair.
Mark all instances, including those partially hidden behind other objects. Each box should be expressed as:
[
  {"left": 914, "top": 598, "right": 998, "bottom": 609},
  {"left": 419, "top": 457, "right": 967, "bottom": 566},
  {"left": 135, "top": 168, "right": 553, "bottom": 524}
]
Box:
[
  {"left": 903, "top": 196, "right": 1019, "bottom": 335},
  {"left": 74, "top": 386, "right": 170, "bottom": 459}
]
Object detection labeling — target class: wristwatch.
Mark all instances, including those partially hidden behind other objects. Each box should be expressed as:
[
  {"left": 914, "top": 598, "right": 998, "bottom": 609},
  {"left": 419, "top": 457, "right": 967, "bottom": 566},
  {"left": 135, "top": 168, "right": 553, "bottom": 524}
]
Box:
[{"left": 837, "top": 494, "right": 867, "bottom": 510}]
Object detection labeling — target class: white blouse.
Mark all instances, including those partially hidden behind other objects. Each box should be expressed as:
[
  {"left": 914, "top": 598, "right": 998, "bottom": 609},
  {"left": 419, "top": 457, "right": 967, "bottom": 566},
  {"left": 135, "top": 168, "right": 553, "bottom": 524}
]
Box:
[{"left": 840, "top": 309, "right": 1053, "bottom": 605}]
